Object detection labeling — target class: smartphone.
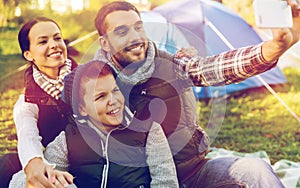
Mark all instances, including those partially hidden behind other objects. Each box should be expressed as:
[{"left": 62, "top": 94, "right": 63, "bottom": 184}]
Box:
[{"left": 253, "top": 0, "right": 293, "bottom": 28}]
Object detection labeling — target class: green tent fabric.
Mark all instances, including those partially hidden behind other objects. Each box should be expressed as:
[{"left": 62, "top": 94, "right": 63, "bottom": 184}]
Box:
[{"left": 206, "top": 148, "right": 300, "bottom": 188}]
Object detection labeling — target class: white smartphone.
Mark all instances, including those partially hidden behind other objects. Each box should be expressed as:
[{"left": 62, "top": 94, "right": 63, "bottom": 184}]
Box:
[{"left": 253, "top": 0, "right": 293, "bottom": 28}]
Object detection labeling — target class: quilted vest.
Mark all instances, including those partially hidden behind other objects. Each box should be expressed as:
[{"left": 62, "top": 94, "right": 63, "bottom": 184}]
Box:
[
  {"left": 66, "top": 117, "right": 152, "bottom": 188},
  {"left": 24, "top": 60, "right": 77, "bottom": 146},
  {"left": 118, "top": 48, "right": 210, "bottom": 183}
]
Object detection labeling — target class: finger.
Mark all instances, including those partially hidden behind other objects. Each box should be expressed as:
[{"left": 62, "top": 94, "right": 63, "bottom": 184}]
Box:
[
  {"left": 56, "top": 173, "right": 72, "bottom": 187},
  {"left": 53, "top": 179, "right": 65, "bottom": 188},
  {"left": 45, "top": 165, "right": 56, "bottom": 183},
  {"left": 64, "top": 172, "right": 74, "bottom": 184},
  {"left": 27, "top": 174, "right": 56, "bottom": 188}
]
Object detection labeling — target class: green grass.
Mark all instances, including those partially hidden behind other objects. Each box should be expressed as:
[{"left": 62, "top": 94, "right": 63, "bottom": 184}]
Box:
[{"left": 197, "top": 68, "right": 300, "bottom": 164}]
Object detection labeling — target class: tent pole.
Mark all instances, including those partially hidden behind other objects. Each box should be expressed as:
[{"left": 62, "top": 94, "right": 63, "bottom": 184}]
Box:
[{"left": 205, "top": 18, "right": 300, "bottom": 123}]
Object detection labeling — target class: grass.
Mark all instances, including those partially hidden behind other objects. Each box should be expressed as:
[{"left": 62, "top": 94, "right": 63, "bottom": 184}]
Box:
[
  {"left": 197, "top": 68, "right": 300, "bottom": 164},
  {"left": 0, "top": 53, "right": 299, "bottom": 164}
]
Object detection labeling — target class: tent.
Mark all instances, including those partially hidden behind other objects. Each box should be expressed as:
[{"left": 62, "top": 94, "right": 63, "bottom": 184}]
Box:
[{"left": 145, "top": 0, "right": 287, "bottom": 99}]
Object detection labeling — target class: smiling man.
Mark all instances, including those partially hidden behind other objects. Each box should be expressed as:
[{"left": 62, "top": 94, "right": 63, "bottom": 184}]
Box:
[{"left": 93, "top": 1, "right": 299, "bottom": 187}]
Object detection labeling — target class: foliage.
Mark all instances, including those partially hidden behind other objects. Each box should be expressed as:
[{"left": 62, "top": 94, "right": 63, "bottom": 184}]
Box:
[
  {"left": 0, "top": 27, "right": 20, "bottom": 55},
  {"left": 223, "top": 0, "right": 255, "bottom": 25},
  {"left": 0, "top": 0, "right": 31, "bottom": 27}
]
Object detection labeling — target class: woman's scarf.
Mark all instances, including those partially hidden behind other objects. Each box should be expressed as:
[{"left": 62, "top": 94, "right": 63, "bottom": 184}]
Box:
[
  {"left": 32, "top": 59, "right": 72, "bottom": 100},
  {"left": 95, "top": 41, "right": 156, "bottom": 86}
]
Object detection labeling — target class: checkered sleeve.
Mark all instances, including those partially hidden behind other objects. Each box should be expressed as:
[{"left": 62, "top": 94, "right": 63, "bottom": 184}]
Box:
[{"left": 174, "top": 43, "right": 278, "bottom": 86}]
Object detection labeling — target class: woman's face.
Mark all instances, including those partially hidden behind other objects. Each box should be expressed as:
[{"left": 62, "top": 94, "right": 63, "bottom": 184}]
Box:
[
  {"left": 24, "top": 21, "right": 67, "bottom": 78},
  {"left": 79, "top": 74, "right": 125, "bottom": 132}
]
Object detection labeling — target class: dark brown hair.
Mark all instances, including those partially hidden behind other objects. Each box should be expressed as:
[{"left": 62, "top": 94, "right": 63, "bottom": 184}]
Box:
[{"left": 94, "top": 1, "right": 140, "bottom": 36}]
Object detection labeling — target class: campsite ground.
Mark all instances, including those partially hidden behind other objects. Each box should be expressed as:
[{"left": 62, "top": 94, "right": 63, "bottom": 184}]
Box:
[{"left": 0, "top": 52, "right": 300, "bottom": 164}]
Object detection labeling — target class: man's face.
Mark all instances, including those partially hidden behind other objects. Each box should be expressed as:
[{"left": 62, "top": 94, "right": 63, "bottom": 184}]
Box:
[{"left": 101, "top": 10, "right": 149, "bottom": 69}]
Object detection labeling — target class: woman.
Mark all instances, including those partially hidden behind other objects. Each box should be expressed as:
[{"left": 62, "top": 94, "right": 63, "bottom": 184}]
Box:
[
  {"left": 10, "top": 60, "right": 179, "bottom": 188},
  {"left": 0, "top": 17, "right": 76, "bottom": 188}
]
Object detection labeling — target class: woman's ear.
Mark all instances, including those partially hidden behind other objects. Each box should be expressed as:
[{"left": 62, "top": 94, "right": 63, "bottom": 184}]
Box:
[
  {"left": 99, "top": 36, "right": 110, "bottom": 52},
  {"left": 78, "top": 104, "right": 88, "bottom": 117},
  {"left": 24, "top": 51, "right": 33, "bottom": 62}
]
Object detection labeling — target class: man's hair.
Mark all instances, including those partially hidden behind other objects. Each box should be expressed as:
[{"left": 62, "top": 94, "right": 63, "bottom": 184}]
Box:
[{"left": 94, "top": 1, "right": 140, "bottom": 36}]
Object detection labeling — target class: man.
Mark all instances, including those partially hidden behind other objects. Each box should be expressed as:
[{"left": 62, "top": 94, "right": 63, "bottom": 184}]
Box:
[{"left": 93, "top": 1, "right": 299, "bottom": 187}]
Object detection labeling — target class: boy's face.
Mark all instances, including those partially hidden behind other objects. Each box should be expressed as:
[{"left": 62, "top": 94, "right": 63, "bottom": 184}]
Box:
[
  {"left": 100, "top": 10, "right": 149, "bottom": 69},
  {"left": 79, "top": 74, "right": 125, "bottom": 132}
]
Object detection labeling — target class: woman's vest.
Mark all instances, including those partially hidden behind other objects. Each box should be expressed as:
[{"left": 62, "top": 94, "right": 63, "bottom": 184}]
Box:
[
  {"left": 24, "top": 60, "right": 77, "bottom": 146},
  {"left": 119, "top": 49, "right": 210, "bottom": 183},
  {"left": 65, "top": 117, "right": 152, "bottom": 188}
]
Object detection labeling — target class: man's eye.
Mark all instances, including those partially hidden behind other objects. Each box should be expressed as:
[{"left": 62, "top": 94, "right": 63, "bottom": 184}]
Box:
[
  {"left": 135, "top": 24, "right": 144, "bottom": 32},
  {"left": 115, "top": 29, "right": 128, "bottom": 36},
  {"left": 114, "top": 26, "right": 129, "bottom": 36}
]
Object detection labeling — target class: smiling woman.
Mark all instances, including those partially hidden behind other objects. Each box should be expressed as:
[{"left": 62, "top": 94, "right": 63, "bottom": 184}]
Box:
[{"left": 0, "top": 16, "right": 77, "bottom": 188}]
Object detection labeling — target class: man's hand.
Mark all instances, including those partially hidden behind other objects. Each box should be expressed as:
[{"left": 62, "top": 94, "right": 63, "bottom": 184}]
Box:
[{"left": 262, "top": 27, "right": 299, "bottom": 62}]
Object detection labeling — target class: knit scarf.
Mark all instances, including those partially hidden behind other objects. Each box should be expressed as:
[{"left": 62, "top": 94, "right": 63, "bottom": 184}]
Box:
[
  {"left": 32, "top": 59, "right": 72, "bottom": 100},
  {"left": 94, "top": 41, "right": 156, "bottom": 85}
]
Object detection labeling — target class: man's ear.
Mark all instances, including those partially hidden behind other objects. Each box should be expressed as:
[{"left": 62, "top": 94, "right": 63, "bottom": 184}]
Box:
[
  {"left": 78, "top": 104, "right": 88, "bottom": 117},
  {"left": 24, "top": 51, "right": 33, "bottom": 62},
  {"left": 99, "top": 36, "right": 110, "bottom": 52}
]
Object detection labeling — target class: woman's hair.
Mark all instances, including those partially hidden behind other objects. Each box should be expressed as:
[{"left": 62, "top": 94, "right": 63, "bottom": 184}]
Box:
[
  {"left": 63, "top": 60, "right": 114, "bottom": 117},
  {"left": 94, "top": 1, "right": 140, "bottom": 36},
  {"left": 18, "top": 17, "right": 61, "bottom": 60}
]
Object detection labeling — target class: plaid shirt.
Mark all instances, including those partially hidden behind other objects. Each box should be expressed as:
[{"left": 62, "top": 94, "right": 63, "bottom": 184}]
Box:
[{"left": 174, "top": 43, "right": 277, "bottom": 86}]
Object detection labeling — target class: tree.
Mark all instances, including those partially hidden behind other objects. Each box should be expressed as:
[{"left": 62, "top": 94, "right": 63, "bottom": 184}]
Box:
[{"left": 0, "top": 0, "right": 31, "bottom": 27}]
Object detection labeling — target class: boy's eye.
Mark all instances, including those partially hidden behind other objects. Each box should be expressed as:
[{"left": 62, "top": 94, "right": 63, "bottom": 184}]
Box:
[
  {"left": 95, "top": 94, "right": 105, "bottom": 101},
  {"left": 113, "top": 87, "right": 120, "bottom": 93}
]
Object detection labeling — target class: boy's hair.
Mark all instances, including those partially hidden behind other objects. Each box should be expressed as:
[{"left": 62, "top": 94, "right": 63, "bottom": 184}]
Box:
[
  {"left": 63, "top": 60, "right": 114, "bottom": 117},
  {"left": 94, "top": 1, "right": 140, "bottom": 36}
]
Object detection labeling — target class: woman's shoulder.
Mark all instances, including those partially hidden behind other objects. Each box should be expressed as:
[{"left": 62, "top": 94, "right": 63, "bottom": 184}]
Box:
[{"left": 14, "top": 94, "right": 38, "bottom": 113}]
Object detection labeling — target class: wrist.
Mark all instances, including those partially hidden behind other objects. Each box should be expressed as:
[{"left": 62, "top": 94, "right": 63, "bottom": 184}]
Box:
[{"left": 24, "top": 157, "right": 43, "bottom": 174}]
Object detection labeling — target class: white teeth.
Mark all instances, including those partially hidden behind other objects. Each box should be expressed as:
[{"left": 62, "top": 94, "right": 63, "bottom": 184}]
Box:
[
  {"left": 131, "top": 45, "right": 142, "bottom": 52},
  {"left": 49, "top": 52, "right": 61, "bottom": 57},
  {"left": 109, "top": 108, "right": 120, "bottom": 115}
]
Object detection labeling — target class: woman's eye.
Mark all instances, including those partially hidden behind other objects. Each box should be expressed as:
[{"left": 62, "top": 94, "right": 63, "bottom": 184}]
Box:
[
  {"left": 54, "top": 37, "right": 62, "bottom": 41},
  {"left": 39, "top": 40, "right": 47, "bottom": 44}
]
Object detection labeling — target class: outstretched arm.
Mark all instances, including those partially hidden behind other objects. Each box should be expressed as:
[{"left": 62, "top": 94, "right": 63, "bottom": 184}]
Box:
[{"left": 174, "top": 7, "right": 299, "bottom": 87}]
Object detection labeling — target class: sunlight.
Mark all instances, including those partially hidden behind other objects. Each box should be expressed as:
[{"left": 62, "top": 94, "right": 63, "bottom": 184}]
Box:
[{"left": 29, "top": 0, "right": 85, "bottom": 14}]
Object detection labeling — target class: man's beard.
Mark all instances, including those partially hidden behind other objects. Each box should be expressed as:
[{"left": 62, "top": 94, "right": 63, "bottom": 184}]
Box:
[{"left": 112, "top": 49, "right": 147, "bottom": 71}]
